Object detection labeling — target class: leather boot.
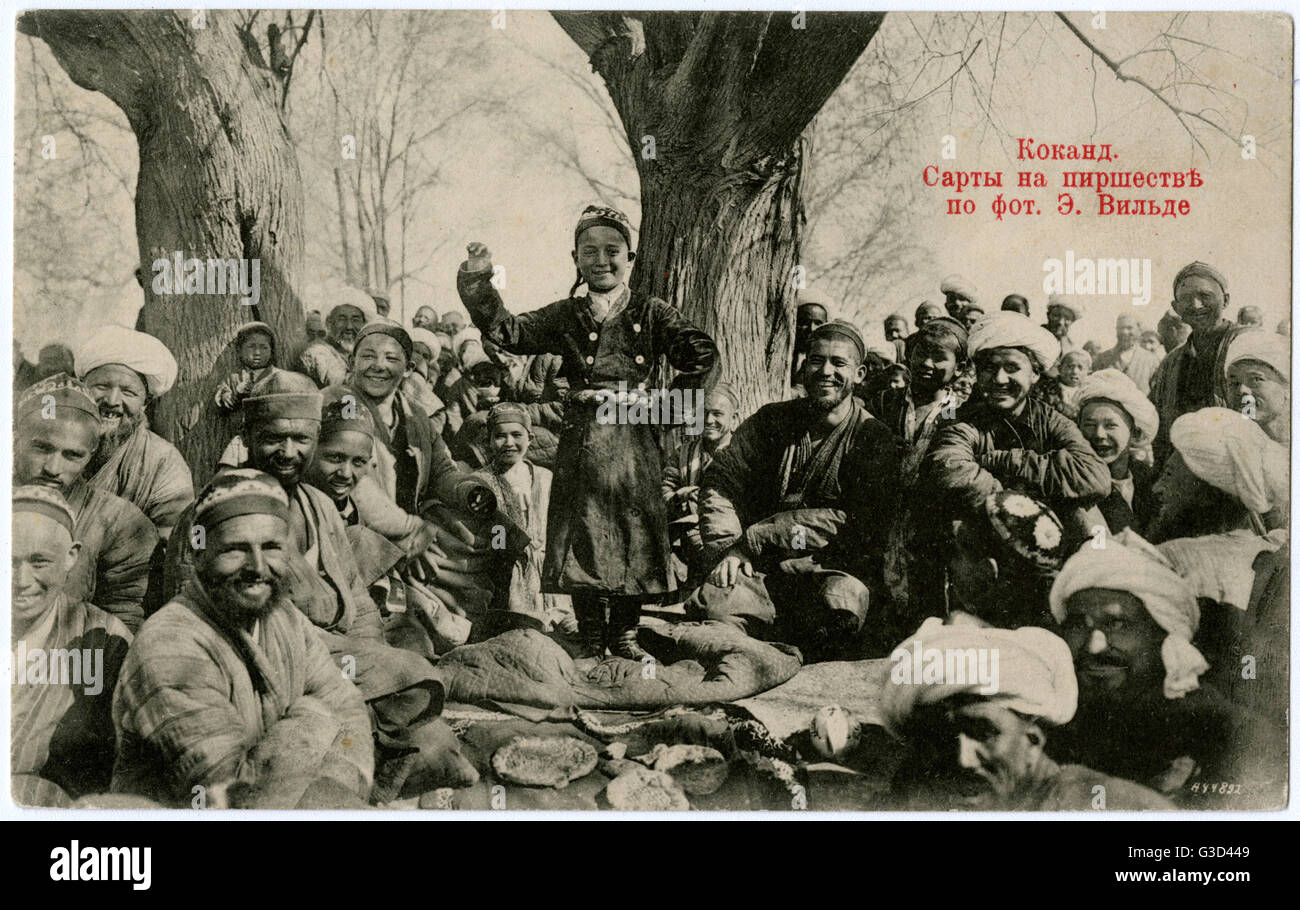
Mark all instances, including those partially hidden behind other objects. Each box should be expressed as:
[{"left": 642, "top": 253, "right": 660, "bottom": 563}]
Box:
[
  {"left": 573, "top": 596, "right": 607, "bottom": 659},
  {"left": 607, "top": 599, "right": 649, "bottom": 661}
]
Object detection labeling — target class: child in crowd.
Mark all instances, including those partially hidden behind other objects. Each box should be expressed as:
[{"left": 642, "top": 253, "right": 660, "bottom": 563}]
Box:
[
  {"left": 457, "top": 205, "right": 718, "bottom": 659},
  {"left": 1056, "top": 349, "right": 1093, "bottom": 418},
  {"left": 214, "top": 322, "right": 278, "bottom": 412}
]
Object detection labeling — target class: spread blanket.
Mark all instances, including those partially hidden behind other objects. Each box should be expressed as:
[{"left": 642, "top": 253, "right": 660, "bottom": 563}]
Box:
[{"left": 435, "top": 621, "right": 801, "bottom": 717}]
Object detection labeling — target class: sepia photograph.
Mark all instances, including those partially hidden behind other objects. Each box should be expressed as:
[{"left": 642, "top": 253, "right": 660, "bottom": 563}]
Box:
[{"left": 6, "top": 6, "right": 1292, "bottom": 819}]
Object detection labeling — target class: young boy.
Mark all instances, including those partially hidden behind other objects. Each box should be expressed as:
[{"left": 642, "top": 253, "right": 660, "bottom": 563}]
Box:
[
  {"left": 471, "top": 402, "right": 573, "bottom": 639},
  {"left": 457, "top": 205, "right": 718, "bottom": 659},
  {"left": 1056, "top": 349, "right": 1092, "bottom": 418},
  {"left": 662, "top": 383, "right": 741, "bottom": 588},
  {"left": 214, "top": 322, "right": 279, "bottom": 412}
]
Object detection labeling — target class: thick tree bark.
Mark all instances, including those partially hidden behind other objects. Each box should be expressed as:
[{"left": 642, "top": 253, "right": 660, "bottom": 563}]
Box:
[
  {"left": 18, "top": 9, "right": 305, "bottom": 486},
  {"left": 553, "top": 11, "right": 884, "bottom": 412}
]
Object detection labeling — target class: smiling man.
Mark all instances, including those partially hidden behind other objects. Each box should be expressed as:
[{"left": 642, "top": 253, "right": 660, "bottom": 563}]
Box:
[
  {"left": 1223, "top": 329, "right": 1289, "bottom": 444},
  {"left": 687, "top": 322, "right": 898, "bottom": 661},
  {"left": 75, "top": 325, "right": 193, "bottom": 540},
  {"left": 879, "top": 617, "right": 1171, "bottom": 810},
  {"left": 923, "top": 311, "right": 1110, "bottom": 535},
  {"left": 1147, "top": 262, "right": 1244, "bottom": 467},
  {"left": 113, "top": 470, "right": 375, "bottom": 808},
  {"left": 11, "top": 486, "right": 132, "bottom": 807},
  {"left": 14, "top": 375, "right": 157, "bottom": 632},
  {"left": 296, "top": 286, "right": 377, "bottom": 389},
  {"left": 1049, "top": 530, "right": 1286, "bottom": 809}
]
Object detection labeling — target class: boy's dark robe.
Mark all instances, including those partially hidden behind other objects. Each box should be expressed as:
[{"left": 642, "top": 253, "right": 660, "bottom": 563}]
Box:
[{"left": 458, "top": 266, "right": 717, "bottom": 597}]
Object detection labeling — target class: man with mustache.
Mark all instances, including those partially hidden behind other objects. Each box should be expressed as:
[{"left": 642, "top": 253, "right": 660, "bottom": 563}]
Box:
[
  {"left": 14, "top": 375, "right": 157, "bottom": 632},
  {"left": 165, "top": 372, "right": 454, "bottom": 801},
  {"left": 75, "top": 325, "right": 194, "bottom": 541},
  {"left": 687, "top": 322, "right": 898, "bottom": 661},
  {"left": 1049, "top": 531, "right": 1285, "bottom": 809},
  {"left": 11, "top": 485, "right": 132, "bottom": 807},
  {"left": 297, "top": 286, "right": 377, "bottom": 389},
  {"left": 1093, "top": 313, "right": 1161, "bottom": 395},
  {"left": 113, "top": 470, "right": 375, "bottom": 808},
  {"left": 879, "top": 617, "right": 1171, "bottom": 810},
  {"left": 1147, "top": 261, "right": 1244, "bottom": 467}
]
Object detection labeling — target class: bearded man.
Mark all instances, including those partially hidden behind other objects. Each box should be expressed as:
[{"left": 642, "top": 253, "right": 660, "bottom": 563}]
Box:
[
  {"left": 297, "top": 287, "right": 377, "bottom": 388},
  {"left": 113, "top": 470, "right": 374, "bottom": 808},
  {"left": 75, "top": 325, "right": 193, "bottom": 540}
]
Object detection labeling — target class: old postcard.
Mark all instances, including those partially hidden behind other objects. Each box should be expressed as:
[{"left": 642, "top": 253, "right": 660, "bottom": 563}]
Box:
[{"left": 7, "top": 7, "right": 1292, "bottom": 815}]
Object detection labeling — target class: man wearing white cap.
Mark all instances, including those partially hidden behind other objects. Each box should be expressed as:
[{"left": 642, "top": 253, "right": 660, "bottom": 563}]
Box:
[
  {"left": 1050, "top": 530, "right": 1285, "bottom": 808},
  {"left": 1043, "top": 294, "right": 1084, "bottom": 360},
  {"left": 939, "top": 274, "right": 978, "bottom": 320},
  {"left": 1224, "top": 329, "right": 1289, "bottom": 444},
  {"left": 880, "top": 617, "right": 1171, "bottom": 809},
  {"left": 296, "top": 285, "right": 377, "bottom": 388},
  {"left": 924, "top": 312, "right": 1109, "bottom": 523},
  {"left": 76, "top": 324, "right": 194, "bottom": 540}
]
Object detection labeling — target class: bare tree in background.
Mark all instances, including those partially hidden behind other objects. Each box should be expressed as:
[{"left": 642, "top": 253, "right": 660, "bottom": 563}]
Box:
[{"left": 295, "top": 10, "right": 491, "bottom": 319}]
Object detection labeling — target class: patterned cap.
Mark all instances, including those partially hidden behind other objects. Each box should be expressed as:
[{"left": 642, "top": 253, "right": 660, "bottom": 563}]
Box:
[
  {"left": 574, "top": 204, "right": 634, "bottom": 250},
  {"left": 984, "top": 491, "right": 1067, "bottom": 572},
  {"left": 16, "top": 373, "right": 102, "bottom": 425},
  {"left": 194, "top": 468, "right": 290, "bottom": 527},
  {"left": 13, "top": 484, "right": 76, "bottom": 535},
  {"left": 487, "top": 401, "right": 531, "bottom": 432}
]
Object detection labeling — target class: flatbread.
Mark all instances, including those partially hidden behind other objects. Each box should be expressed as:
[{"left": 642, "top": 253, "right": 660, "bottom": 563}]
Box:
[
  {"left": 491, "top": 736, "right": 599, "bottom": 789},
  {"left": 647, "top": 743, "right": 730, "bottom": 796},
  {"left": 605, "top": 767, "right": 690, "bottom": 811}
]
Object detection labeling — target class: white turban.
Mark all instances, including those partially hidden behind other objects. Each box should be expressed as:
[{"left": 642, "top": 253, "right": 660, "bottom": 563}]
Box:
[
  {"left": 408, "top": 327, "right": 441, "bottom": 359},
  {"left": 452, "top": 325, "right": 482, "bottom": 351},
  {"left": 326, "top": 285, "right": 378, "bottom": 324},
  {"left": 1170, "top": 407, "right": 1288, "bottom": 515},
  {"left": 1076, "top": 368, "right": 1160, "bottom": 445},
  {"left": 865, "top": 340, "right": 896, "bottom": 362},
  {"left": 1225, "top": 329, "right": 1290, "bottom": 382},
  {"left": 939, "top": 274, "right": 978, "bottom": 302},
  {"left": 879, "top": 617, "right": 1078, "bottom": 737},
  {"left": 1159, "top": 529, "right": 1285, "bottom": 612},
  {"left": 77, "top": 325, "right": 178, "bottom": 397},
  {"left": 1046, "top": 294, "right": 1084, "bottom": 320},
  {"left": 967, "top": 311, "right": 1061, "bottom": 371},
  {"left": 1050, "top": 529, "right": 1207, "bottom": 699}
]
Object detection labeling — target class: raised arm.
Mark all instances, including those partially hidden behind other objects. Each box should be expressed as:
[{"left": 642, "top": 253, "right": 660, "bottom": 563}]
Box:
[{"left": 456, "top": 243, "right": 570, "bottom": 356}]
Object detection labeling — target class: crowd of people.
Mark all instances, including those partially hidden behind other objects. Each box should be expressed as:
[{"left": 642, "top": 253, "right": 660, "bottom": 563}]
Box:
[{"left": 11, "top": 204, "right": 1290, "bottom": 810}]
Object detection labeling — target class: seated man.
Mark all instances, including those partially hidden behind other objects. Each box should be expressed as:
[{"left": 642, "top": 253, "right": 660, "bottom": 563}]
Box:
[
  {"left": 923, "top": 311, "right": 1109, "bottom": 529},
  {"left": 14, "top": 375, "right": 157, "bottom": 632},
  {"left": 166, "top": 373, "right": 451, "bottom": 802},
  {"left": 1049, "top": 531, "right": 1286, "bottom": 809},
  {"left": 75, "top": 325, "right": 194, "bottom": 540},
  {"left": 947, "top": 491, "right": 1067, "bottom": 630},
  {"left": 11, "top": 486, "right": 132, "bottom": 807},
  {"left": 113, "top": 471, "right": 374, "bottom": 808},
  {"left": 687, "top": 322, "right": 899, "bottom": 661},
  {"left": 662, "top": 383, "right": 740, "bottom": 588},
  {"left": 879, "top": 617, "right": 1172, "bottom": 810}
]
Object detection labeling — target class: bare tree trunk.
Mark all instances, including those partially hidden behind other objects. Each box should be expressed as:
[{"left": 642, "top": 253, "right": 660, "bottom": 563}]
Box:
[
  {"left": 19, "top": 9, "right": 306, "bottom": 485},
  {"left": 553, "top": 11, "right": 883, "bottom": 412},
  {"left": 334, "top": 167, "right": 358, "bottom": 284}
]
